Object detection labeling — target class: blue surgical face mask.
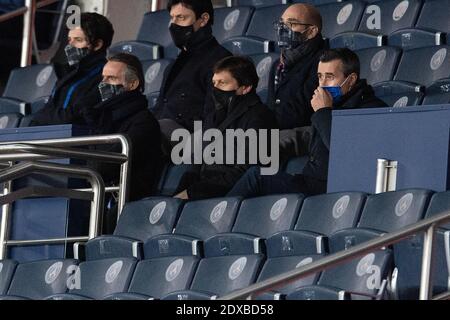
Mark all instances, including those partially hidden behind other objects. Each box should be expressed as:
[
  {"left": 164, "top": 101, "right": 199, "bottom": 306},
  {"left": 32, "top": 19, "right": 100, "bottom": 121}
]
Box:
[{"left": 321, "top": 76, "right": 351, "bottom": 104}]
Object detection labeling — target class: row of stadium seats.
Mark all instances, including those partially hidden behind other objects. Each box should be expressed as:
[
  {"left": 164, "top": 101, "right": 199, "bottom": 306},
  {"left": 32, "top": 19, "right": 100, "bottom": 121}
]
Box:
[
  {"left": 1, "top": 188, "right": 448, "bottom": 299},
  {"left": 111, "top": 0, "right": 449, "bottom": 60}
]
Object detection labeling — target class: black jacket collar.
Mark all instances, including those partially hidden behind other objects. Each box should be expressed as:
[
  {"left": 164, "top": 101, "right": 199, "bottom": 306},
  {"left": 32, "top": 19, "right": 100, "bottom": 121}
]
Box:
[
  {"left": 95, "top": 90, "right": 148, "bottom": 122},
  {"left": 335, "top": 79, "right": 377, "bottom": 110},
  {"left": 216, "top": 92, "right": 262, "bottom": 131}
]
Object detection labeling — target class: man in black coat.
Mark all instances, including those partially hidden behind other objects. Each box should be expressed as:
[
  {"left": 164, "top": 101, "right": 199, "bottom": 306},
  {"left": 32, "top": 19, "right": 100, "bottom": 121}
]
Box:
[
  {"left": 174, "top": 56, "right": 278, "bottom": 200},
  {"left": 270, "top": 3, "right": 327, "bottom": 130},
  {"left": 84, "top": 53, "right": 162, "bottom": 202},
  {"left": 153, "top": 0, "right": 231, "bottom": 135},
  {"left": 228, "top": 48, "right": 388, "bottom": 198},
  {"left": 30, "top": 13, "right": 114, "bottom": 126}
]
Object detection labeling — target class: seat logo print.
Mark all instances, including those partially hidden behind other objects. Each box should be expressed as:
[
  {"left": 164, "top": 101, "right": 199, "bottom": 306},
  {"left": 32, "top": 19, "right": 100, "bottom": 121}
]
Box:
[
  {"left": 395, "top": 193, "right": 413, "bottom": 217},
  {"left": 337, "top": 4, "right": 353, "bottom": 25},
  {"left": 224, "top": 10, "right": 240, "bottom": 31},
  {"left": 393, "top": 96, "right": 409, "bottom": 108},
  {"left": 36, "top": 66, "right": 53, "bottom": 87},
  {"left": 270, "top": 198, "right": 288, "bottom": 221},
  {"left": 296, "top": 257, "right": 313, "bottom": 269},
  {"left": 145, "top": 63, "right": 161, "bottom": 85},
  {"left": 229, "top": 257, "right": 247, "bottom": 280},
  {"left": 370, "top": 50, "right": 386, "bottom": 72},
  {"left": 166, "top": 259, "right": 184, "bottom": 282},
  {"left": 149, "top": 201, "right": 167, "bottom": 224},
  {"left": 105, "top": 261, "right": 123, "bottom": 284},
  {"left": 333, "top": 195, "right": 350, "bottom": 219},
  {"left": 393, "top": 1, "right": 409, "bottom": 21},
  {"left": 430, "top": 48, "right": 447, "bottom": 71},
  {"left": 45, "top": 262, "right": 63, "bottom": 284},
  {"left": 210, "top": 201, "right": 228, "bottom": 224}
]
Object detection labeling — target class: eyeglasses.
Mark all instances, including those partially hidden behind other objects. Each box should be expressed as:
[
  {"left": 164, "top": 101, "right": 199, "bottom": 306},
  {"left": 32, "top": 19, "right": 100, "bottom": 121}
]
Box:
[{"left": 273, "top": 20, "right": 313, "bottom": 30}]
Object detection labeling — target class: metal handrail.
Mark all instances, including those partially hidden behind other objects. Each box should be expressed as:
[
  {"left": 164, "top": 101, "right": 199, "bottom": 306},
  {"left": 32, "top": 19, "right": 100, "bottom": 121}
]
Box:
[
  {"left": 220, "top": 210, "right": 450, "bottom": 301},
  {"left": 0, "top": 161, "right": 105, "bottom": 259},
  {"left": 0, "top": 134, "right": 131, "bottom": 214}
]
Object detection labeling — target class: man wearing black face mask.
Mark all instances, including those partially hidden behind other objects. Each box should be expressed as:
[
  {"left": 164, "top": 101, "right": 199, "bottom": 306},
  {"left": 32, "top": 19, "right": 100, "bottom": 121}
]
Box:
[
  {"left": 84, "top": 53, "right": 162, "bottom": 203},
  {"left": 270, "top": 4, "right": 327, "bottom": 161},
  {"left": 174, "top": 56, "right": 277, "bottom": 201},
  {"left": 153, "top": 0, "right": 231, "bottom": 140},
  {"left": 30, "top": 13, "right": 114, "bottom": 126}
]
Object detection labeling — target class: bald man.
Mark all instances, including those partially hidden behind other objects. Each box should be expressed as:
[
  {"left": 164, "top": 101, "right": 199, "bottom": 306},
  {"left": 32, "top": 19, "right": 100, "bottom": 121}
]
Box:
[{"left": 269, "top": 3, "right": 327, "bottom": 131}]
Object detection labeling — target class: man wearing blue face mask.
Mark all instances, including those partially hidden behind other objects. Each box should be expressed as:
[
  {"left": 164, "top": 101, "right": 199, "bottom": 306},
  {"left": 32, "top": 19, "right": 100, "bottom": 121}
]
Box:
[
  {"left": 84, "top": 53, "right": 162, "bottom": 203},
  {"left": 153, "top": 0, "right": 231, "bottom": 141},
  {"left": 227, "top": 48, "right": 387, "bottom": 199}
]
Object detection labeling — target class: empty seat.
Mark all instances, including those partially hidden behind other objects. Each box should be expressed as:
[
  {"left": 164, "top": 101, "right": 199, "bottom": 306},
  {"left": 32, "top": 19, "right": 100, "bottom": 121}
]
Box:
[
  {"left": 47, "top": 258, "right": 137, "bottom": 300},
  {"left": 0, "top": 260, "right": 17, "bottom": 295},
  {"left": 2, "top": 259, "right": 78, "bottom": 300},
  {"left": 141, "top": 59, "right": 172, "bottom": 108},
  {"left": 109, "top": 41, "right": 162, "bottom": 61},
  {"left": 255, "top": 233, "right": 324, "bottom": 299},
  {"left": 104, "top": 256, "right": 199, "bottom": 300},
  {"left": 415, "top": 0, "right": 449, "bottom": 34},
  {"left": 389, "top": 28, "right": 445, "bottom": 50},
  {"left": 373, "top": 80, "right": 424, "bottom": 107},
  {"left": 84, "top": 197, "right": 184, "bottom": 260},
  {"left": 393, "top": 191, "right": 450, "bottom": 299},
  {"left": 422, "top": 78, "right": 450, "bottom": 105},
  {"left": 144, "top": 197, "right": 242, "bottom": 258},
  {"left": 137, "top": 10, "right": 179, "bottom": 59},
  {"left": 359, "top": 0, "right": 423, "bottom": 35},
  {"left": 233, "top": 0, "right": 287, "bottom": 7},
  {"left": 233, "top": 194, "right": 304, "bottom": 239},
  {"left": 223, "top": 4, "right": 288, "bottom": 55},
  {"left": 249, "top": 53, "right": 278, "bottom": 103},
  {"left": 394, "top": 46, "right": 450, "bottom": 86},
  {"left": 355, "top": 46, "right": 402, "bottom": 84},
  {"left": 162, "top": 237, "right": 265, "bottom": 299},
  {"left": 0, "top": 113, "right": 22, "bottom": 129},
  {"left": 212, "top": 6, "right": 254, "bottom": 43},
  {"left": 287, "top": 231, "right": 394, "bottom": 300},
  {"left": 318, "top": 1, "right": 366, "bottom": 39},
  {"left": 2, "top": 64, "right": 57, "bottom": 103},
  {"left": 330, "top": 31, "right": 386, "bottom": 50}
]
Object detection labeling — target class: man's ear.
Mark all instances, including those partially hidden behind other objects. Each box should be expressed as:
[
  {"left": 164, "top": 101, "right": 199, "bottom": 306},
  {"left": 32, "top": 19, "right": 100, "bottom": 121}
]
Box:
[
  {"left": 239, "top": 85, "right": 253, "bottom": 95},
  {"left": 306, "top": 25, "right": 319, "bottom": 40},
  {"left": 128, "top": 79, "right": 140, "bottom": 91},
  {"left": 199, "top": 12, "right": 210, "bottom": 27},
  {"left": 93, "top": 39, "right": 104, "bottom": 51},
  {"left": 348, "top": 72, "right": 358, "bottom": 89}
]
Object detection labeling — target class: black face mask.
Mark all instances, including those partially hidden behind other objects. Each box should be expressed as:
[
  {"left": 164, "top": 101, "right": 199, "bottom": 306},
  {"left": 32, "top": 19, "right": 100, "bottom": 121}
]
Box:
[
  {"left": 212, "top": 87, "right": 237, "bottom": 111},
  {"left": 64, "top": 45, "right": 90, "bottom": 66},
  {"left": 274, "top": 21, "right": 309, "bottom": 50},
  {"left": 98, "top": 82, "right": 126, "bottom": 102},
  {"left": 169, "top": 23, "right": 195, "bottom": 49}
]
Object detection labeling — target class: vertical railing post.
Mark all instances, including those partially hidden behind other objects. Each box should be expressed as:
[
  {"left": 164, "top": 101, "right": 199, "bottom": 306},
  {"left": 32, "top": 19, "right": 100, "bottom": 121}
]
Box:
[
  {"left": 376, "top": 159, "right": 388, "bottom": 194},
  {"left": 0, "top": 180, "right": 12, "bottom": 259},
  {"left": 419, "top": 225, "right": 436, "bottom": 300},
  {"left": 21, "top": 0, "right": 36, "bottom": 67}
]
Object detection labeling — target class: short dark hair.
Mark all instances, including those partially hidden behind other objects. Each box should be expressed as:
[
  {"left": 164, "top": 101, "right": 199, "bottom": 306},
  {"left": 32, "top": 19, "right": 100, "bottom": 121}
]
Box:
[
  {"left": 80, "top": 12, "right": 114, "bottom": 51},
  {"left": 167, "top": 0, "right": 214, "bottom": 26},
  {"left": 108, "top": 53, "right": 145, "bottom": 92},
  {"left": 213, "top": 56, "right": 259, "bottom": 90},
  {"left": 319, "top": 48, "right": 360, "bottom": 77}
]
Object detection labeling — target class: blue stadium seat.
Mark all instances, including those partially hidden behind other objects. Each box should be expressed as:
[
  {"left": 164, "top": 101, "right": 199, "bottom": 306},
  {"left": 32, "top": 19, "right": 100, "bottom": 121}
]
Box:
[
  {"left": 359, "top": 0, "right": 423, "bottom": 35},
  {"left": 233, "top": 0, "right": 288, "bottom": 7},
  {"left": 394, "top": 46, "right": 450, "bottom": 86},
  {"left": 318, "top": 1, "right": 366, "bottom": 39},
  {"left": 415, "top": 0, "right": 449, "bottom": 33},
  {"left": 330, "top": 31, "right": 386, "bottom": 50},
  {"left": 104, "top": 256, "right": 199, "bottom": 300},
  {"left": 1, "top": 259, "right": 78, "bottom": 300},
  {"left": 0, "top": 260, "right": 17, "bottom": 295},
  {"left": 393, "top": 191, "right": 450, "bottom": 300},
  {"left": 0, "top": 0, "right": 23, "bottom": 13},
  {"left": 144, "top": 197, "right": 242, "bottom": 258},
  {"left": 47, "top": 258, "right": 137, "bottom": 300},
  {"left": 108, "top": 41, "right": 162, "bottom": 61},
  {"left": 84, "top": 198, "right": 184, "bottom": 260},
  {"left": 355, "top": 46, "right": 402, "bottom": 84},
  {"left": 223, "top": 4, "right": 288, "bottom": 55},
  {"left": 373, "top": 80, "right": 424, "bottom": 107},
  {"left": 18, "top": 114, "right": 33, "bottom": 127},
  {"left": 388, "top": 28, "right": 445, "bottom": 50},
  {"left": 2, "top": 64, "right": 57, "bottom": 103},
  {"left": 0, "top": 112, "right": 22, "bottom": 129},
  {"left": 422, "top": 78, "right": 450, "bottom": 105},
  {"left": 287, "top": 231, "right": 394, "bottom": 300},
  {"left": 141, "top": 59, "right": 172, "bottom": 109},
  {"left": 249, "top": 53, "right": 278, "bottom": 103},
  {"left": 255, "top": 233, "right": 324, "bottom": 299},
  {"left": 0, "top": 98, "right": 29, "bottom": 115},
  {"left": 232, "top": 194, "right": 304, "bottom": 239},
  {"left": 162, "top": 237, "right": 265, "bottom": 299},
  {"left": 212, "top": 6, "right": 254, "bottom": 43},
  {"left": 283, "top": 156, "right": 309, "bottom": 175},
  {"left": 137, "top": 10, "right": 179, "bottom": 59}
]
